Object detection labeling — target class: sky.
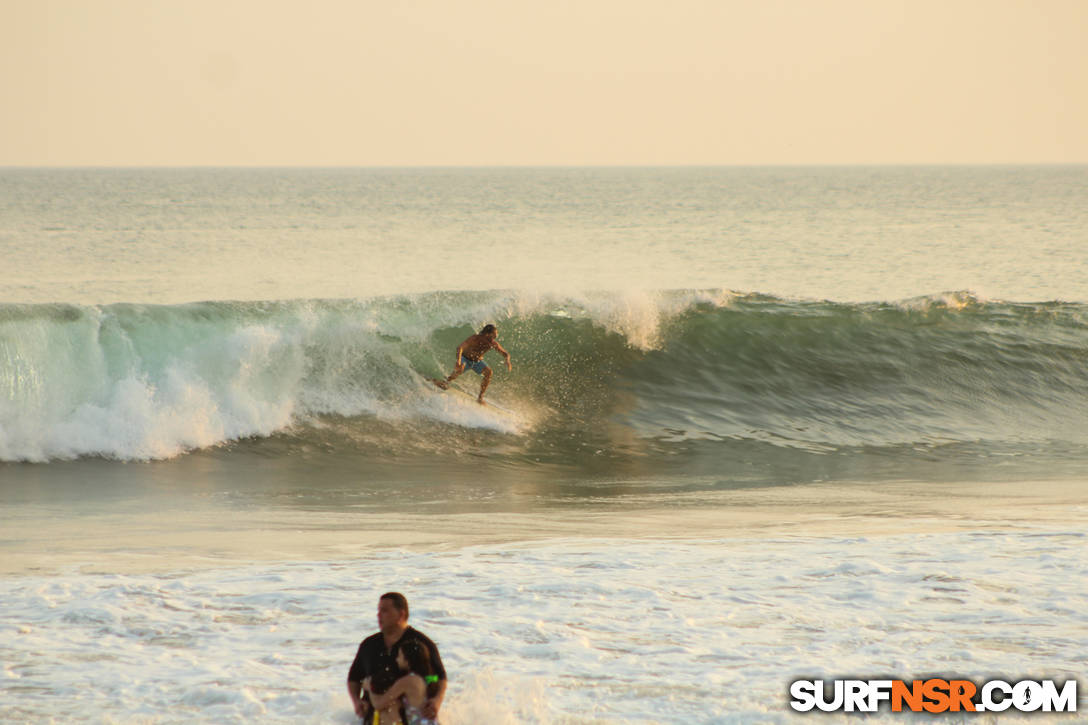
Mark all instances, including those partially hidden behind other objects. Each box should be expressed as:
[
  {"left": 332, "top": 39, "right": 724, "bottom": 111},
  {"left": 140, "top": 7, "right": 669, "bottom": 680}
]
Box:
[{"left": 2, "top": 0, "right": 1087, "bottom": 166}]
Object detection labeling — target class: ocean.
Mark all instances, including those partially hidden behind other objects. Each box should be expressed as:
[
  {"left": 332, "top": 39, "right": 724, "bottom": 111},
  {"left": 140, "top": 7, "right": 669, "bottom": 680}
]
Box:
[{"left": 1, "top": 167, "right": 1086, "bottom": 723}]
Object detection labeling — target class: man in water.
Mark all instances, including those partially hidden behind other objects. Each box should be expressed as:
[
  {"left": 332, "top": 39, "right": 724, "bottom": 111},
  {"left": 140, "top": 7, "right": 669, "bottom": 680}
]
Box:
[
  {"left": 347, "top": 592, "right": 447, "bottom": 723},
  {"left": 436, "top": 323, "right": 512, "bottom": 404}
]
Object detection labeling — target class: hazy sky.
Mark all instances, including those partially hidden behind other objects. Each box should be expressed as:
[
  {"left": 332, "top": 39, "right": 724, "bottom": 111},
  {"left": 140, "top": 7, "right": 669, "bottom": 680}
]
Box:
[{"left": 3, "top": 0, "right": 1086, "bottom": 165}]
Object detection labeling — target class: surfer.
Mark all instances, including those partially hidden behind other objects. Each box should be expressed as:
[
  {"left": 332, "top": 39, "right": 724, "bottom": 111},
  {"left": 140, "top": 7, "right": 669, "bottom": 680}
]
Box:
[{"left": 435, "top": 324, "right": 512, "bottom": 404}]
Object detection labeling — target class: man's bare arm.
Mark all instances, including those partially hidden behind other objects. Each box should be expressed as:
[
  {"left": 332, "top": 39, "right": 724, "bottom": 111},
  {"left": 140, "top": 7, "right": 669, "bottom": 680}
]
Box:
[
  {"left": 492, "top": 341, "right": 512, "bottom": 371},
  {"left": 423, "top": 678, "right": 448, "bottom": 719},
  {"left": 347, "top": 680, "right": 366, "bottom": 718}
]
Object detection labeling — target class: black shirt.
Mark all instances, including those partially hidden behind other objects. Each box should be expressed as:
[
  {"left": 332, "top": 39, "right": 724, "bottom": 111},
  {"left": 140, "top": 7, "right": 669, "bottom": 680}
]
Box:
[{"left": 347, "top": 626, "right": 447, "bottom": 694}]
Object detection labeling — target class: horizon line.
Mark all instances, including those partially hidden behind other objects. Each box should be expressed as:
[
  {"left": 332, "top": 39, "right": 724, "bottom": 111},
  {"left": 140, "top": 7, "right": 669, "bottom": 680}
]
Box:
[{"left": 3, "top": 161, "right": 1088, "bottom": 170}]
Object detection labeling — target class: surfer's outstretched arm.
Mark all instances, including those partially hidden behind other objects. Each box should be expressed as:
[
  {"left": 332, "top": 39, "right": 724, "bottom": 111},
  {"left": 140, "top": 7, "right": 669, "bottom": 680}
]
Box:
[{"left": 493, "top": 340, "right": 512, "bottom": 371}]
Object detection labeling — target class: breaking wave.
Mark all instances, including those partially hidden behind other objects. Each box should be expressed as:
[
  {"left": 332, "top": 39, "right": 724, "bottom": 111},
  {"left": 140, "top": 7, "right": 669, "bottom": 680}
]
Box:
[{"left": 2, "top": 290, "right": 1087, "bottom": 477}]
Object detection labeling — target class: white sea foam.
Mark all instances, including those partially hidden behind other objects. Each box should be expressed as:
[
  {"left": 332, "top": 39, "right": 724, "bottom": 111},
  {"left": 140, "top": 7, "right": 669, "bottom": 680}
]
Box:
[
  {"left": 0, "top": 314, "right": 306, "bottom": 461},
  {"left": 2, "top": 529, "right": 1085, "bottom": 723}
]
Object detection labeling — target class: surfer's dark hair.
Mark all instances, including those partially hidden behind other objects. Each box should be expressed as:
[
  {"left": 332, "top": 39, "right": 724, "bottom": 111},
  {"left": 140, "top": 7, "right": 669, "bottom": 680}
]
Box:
[
  {"left": 380, "top": 592, "right": 409, "bottom": 619},
  {"left": 480, "top": 324, "right": 497, "bottom": 335}
]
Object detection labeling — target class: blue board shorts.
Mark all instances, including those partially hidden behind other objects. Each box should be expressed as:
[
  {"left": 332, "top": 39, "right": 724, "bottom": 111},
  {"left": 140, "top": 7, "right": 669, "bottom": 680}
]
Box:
[{"left": 461, "top": 358, "right": 489, "bottom": 375}]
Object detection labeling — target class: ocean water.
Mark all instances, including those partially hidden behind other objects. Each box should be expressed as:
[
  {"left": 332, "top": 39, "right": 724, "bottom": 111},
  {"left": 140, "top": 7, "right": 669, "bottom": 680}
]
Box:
[{"left": 1, "top": 167, "right": 1086, "bottom": 723}]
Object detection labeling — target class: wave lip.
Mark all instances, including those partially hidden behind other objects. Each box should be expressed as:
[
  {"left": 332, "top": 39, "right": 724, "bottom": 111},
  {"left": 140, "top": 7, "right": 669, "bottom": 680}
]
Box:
[{"left": 2, "top": 290, "right": 1087, "bottom": 465}]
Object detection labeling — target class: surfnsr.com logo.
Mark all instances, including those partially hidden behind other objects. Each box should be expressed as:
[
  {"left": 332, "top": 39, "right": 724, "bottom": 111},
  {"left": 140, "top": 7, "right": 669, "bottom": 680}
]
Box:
[{"left": 789, "top": 678, "right": 1078, "bottom": 713}]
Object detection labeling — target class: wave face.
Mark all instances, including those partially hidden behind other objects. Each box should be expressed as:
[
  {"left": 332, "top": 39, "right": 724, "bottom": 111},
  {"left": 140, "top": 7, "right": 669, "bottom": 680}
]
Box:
[{"left": 3, "top": 290, "right": 1087, "bottom": 478}]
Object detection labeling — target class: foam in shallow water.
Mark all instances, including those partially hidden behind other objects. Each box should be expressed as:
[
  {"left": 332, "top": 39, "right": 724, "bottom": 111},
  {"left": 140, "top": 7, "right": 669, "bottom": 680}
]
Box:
[{"left": 2, "top": 530, "right": 1085, "bottom": 724}]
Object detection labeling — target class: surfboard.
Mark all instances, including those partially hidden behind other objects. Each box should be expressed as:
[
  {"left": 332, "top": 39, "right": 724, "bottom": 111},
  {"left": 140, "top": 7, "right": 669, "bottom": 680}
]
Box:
[{"left": 419, "top": 373, "right": 514, "bottom": 414}]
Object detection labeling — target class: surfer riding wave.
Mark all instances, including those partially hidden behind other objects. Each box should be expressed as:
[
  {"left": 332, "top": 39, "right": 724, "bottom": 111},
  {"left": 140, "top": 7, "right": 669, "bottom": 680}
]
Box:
[{"left": 432, "top": 324, "right": 512, "bottom": 404}]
